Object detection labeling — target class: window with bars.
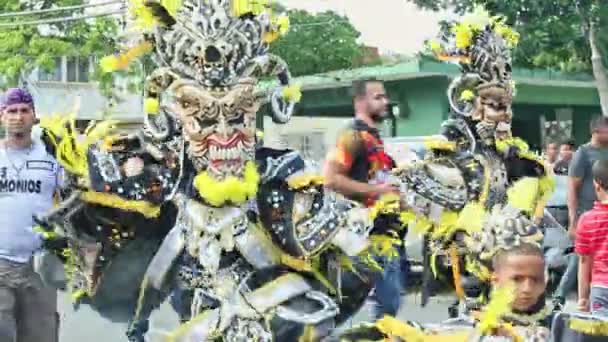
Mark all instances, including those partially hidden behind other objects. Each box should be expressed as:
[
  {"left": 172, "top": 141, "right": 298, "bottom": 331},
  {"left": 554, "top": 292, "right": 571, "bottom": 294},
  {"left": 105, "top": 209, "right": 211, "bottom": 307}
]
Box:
[
  {"left": 67, "top": 57, "right": 90, "bottom": 82},
  {"left": 37, "top": 56, "right": 91, "bottom": 83},
  {"left": 37, "top": 57, "right": 62, "bottom": 82}
]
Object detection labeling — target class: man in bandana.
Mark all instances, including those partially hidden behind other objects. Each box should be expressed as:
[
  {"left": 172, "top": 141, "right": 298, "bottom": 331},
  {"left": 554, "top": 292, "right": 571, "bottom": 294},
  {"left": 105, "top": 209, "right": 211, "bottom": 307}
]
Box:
[{"left": 0, "top": 88, "right": 60, "bottom": 342}]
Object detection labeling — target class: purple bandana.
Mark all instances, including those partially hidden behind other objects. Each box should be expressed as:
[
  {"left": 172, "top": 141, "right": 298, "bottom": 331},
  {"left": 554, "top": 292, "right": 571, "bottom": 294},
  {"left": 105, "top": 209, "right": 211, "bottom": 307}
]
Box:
[{"left": 0, "top": 88, "right": 34, "bottom": 111}]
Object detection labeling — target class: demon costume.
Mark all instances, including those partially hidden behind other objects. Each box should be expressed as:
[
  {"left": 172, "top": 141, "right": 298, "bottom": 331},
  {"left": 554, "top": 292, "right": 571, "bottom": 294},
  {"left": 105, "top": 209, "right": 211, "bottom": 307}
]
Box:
[
  {"left": 34, "top": 0, "right": 407, "bottom": 341},
  {"left": 347, "top": 9, "right": 557, "bottom": 340}
]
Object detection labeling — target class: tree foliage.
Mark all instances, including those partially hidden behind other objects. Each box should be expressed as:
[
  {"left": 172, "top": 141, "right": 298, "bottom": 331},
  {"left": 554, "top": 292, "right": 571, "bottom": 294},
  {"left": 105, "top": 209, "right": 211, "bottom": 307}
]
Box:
[
  {"left": 407, "top": 0, "right": 608, "bottom": 115},
  {"left": 269, "top": 9, "right": 371, "bottom": 76},
  {"left": 0, "top": 0, "right": 121, "bottom": 97},
  {"left": 408, "top": 0, "right": 607, "bottom": 72}
]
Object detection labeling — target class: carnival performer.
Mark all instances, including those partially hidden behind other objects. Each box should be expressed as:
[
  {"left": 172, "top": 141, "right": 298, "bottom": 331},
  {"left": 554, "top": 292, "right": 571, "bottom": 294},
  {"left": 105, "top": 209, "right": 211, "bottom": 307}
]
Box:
[
  {"left": 362, "top": 7, "right": 554, "bottom": 316},
  {"left": 33, "top": 1, "right": 408, "bottom": 341},
  {"left": 324, "top": 78, "right": 405, "bottom": 319},
  {"left": 0, "top": 88, "right": 61, "bottom": 342}
]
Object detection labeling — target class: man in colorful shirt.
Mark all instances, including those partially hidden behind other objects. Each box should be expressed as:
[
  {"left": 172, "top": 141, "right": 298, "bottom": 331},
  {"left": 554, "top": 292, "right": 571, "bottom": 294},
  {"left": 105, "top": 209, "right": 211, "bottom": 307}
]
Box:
[{"left": 323, "top": 78, "right": 404, "bottom": 319}]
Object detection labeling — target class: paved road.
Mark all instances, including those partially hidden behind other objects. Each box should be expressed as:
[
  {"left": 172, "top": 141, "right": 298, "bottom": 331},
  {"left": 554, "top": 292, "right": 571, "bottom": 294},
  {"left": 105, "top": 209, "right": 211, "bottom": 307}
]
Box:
[
  {"left": 58, "top": 289, "right": 578, "bottom": 342},
  {"left": 58, "top": 291, "right": 455, "bottom": 342}
]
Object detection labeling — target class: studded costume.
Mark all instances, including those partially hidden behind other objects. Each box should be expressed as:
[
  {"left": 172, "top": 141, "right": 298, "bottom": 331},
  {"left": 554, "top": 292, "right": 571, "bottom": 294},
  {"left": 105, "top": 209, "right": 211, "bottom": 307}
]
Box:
[{"left": 34, "top": 1, "right": 405, "bottom": 341}]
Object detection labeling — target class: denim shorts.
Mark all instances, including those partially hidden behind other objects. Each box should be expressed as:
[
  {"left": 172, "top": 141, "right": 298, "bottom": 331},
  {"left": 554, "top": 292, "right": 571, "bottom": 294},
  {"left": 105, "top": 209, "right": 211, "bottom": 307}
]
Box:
[{"left": 590, "top": 286, "right": 608, "bottom": 317}]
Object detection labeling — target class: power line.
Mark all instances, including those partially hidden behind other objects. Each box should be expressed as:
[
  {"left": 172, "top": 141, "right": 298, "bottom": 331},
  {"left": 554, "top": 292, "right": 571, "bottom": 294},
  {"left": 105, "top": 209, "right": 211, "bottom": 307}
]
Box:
[
  {"left": 0, "top": 0, "right": 122, "bottom": 18},
  {"left": 0, "top": 10, "right": 125, "bottom": 27}
]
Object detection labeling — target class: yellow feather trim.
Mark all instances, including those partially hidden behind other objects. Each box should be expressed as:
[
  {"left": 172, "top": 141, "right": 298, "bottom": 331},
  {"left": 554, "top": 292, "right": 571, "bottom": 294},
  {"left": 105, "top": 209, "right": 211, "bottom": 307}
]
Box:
[
  {"left": 80, "top": 191, "right": 161, "bottom": 218},
  {"left": 160, "top": 0, "right": 182, "bottom": 17},
  {"left": 286, "top": 173, "right": 323, "bottom": 190},
  {"left": 369, "top": 235, "right": 402, "bottom": 260},
  {"left": 39, "top": 115, "right": 118, "bottom": 177},
  {"left": 534, "top": 174, "right": 556, "bottom": 220},
  {"left": 430, "top": 211, "right": 459, "bottom": 240},
  {"left": 569, "top": 318, "right": 608, "bottom": 336},
  {"left": 231, "top": 0, "right": 269, "bottom": 17},
  {"left": 280, "top": 254, "right": 336, "bottom": 294},
  {"left": 478, "top": 283, "right": 516, "bottom": 335},
  {"left": 507, "top": 177, "right": 540, "bottom": 214},
  {"left": 424, "top": 138, "right": 457, "bottom": 152},
  {"left": 192, "top": 161, "right": 259, "bottom": 206},
  {"left": 368, "top": 193, "right": 401, "bottom": 221},
  {"left": 375, "top": 315, "right": 470, "bottom": 341},
  {"left": 376, "top": 316, "right": 427, "bottom": 341},
  {"left": 128, "top": 0, "right": 160, "bottom": 30},
  {"left": 456, "top": 202, "right": 485, "bottom": 233},
  {"left": 465, "top": 257, "right": 492, "bottom": 282}
]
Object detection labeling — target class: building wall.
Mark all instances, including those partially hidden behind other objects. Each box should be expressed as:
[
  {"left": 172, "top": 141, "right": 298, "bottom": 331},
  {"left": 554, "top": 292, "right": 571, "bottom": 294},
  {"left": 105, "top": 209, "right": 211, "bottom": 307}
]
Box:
[
  {"left": 28, "top": 81, "right": 143, "bottom": 122},
  {"left": 390, "top": 77, "right": 449, "bottom": 137}
]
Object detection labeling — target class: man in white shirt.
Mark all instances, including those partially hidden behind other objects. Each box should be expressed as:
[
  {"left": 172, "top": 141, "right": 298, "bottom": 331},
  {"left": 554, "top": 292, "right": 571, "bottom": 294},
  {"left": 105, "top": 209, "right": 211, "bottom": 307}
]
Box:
[{"left": 0, "top": 88, "right": 60, "bottom": 342}]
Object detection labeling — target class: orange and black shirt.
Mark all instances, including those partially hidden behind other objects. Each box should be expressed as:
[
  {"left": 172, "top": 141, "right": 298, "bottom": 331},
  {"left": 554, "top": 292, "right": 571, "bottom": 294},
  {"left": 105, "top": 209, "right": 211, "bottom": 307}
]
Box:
[{"left": 328, "top": 119, "right": 395, "bottom": 206}]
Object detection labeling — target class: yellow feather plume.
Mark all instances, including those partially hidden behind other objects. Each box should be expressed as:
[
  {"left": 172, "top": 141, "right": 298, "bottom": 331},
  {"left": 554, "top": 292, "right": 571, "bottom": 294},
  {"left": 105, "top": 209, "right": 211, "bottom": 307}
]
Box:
[
  {"left": 39, "top": 115, "right": 118, "bottom": 177},
  {"left": 128, "top": 0, "right": 160, "bottom": 30},
  {"left": 231, "top": 0, "right": 269, "bottom": 17},
  {"left": 80, "top": 191, "right": 161, "bottom": 218},
  {"left": 456, "top": 202, "right": 485, "bottom": 233},
  {"left": 160, "top": 0, "right": 182, "bottom": 17},
  {"left": 507, "top": 177, "right": 540, "bottom": 214},
  {"left": 282, "top": 84, "right": 302, "bottom": 103},
  {"left": 100, "top": 42, "right": 153, "bottom": 73},
  {"left": 478, "top": 283, "right": 516, "bottom": 335}
]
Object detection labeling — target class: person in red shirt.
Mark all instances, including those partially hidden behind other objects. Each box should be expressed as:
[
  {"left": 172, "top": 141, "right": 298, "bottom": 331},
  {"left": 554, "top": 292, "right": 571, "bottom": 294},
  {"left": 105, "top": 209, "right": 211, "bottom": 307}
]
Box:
[{"left": 575, "top": 159, "right": 608, "bottom": 316}]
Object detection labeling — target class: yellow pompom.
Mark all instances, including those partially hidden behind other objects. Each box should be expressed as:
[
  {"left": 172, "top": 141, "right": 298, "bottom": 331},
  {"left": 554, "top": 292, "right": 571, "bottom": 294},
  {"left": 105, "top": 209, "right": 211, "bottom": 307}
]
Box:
[
  {"left": 144, "top": 98, "right": 160, "bottom": 115},
  {"left": 282, "top": 84, "right": 302, "bottom": 103},
  {"left": 193, "top": 161, "right": 259, "bottom": 206},
  {"left": 460, "top": 89, "right": 475, "bottom": 101}
]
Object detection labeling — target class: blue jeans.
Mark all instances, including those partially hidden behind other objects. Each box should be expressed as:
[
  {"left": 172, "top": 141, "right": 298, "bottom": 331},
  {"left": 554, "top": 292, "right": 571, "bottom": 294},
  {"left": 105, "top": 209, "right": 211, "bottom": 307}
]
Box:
[
  {"left": 372, "top": 247, "right": 406, "bottom": 319},
  {"left": 591, "top": 286, "right": 608, "bottom": 317},
  {"left": 555, "top": 253, "right": 578, "bottom": 299}
]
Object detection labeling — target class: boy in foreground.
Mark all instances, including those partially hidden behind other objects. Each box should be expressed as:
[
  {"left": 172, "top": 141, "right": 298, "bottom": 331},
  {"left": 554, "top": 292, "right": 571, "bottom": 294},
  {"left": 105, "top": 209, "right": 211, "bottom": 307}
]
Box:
[
  {"left": 576, "top": 159, "right": 608, "bottom": 316},
  {"left": 335, "top": 243, "right": 553, "bottom": 341}
]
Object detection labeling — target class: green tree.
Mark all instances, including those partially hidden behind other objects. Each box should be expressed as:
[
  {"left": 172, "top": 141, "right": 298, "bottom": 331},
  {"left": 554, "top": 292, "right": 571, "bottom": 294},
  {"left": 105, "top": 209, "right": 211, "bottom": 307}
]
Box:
[
  {"left": 269, "top": 9, "right": 370, "bottom": 76},
  {"left": 0, "top": 0, "right": 122, "bottom": 98},
  {"left": 407, "top": 0, "right": 608, "bottom": 116}
]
